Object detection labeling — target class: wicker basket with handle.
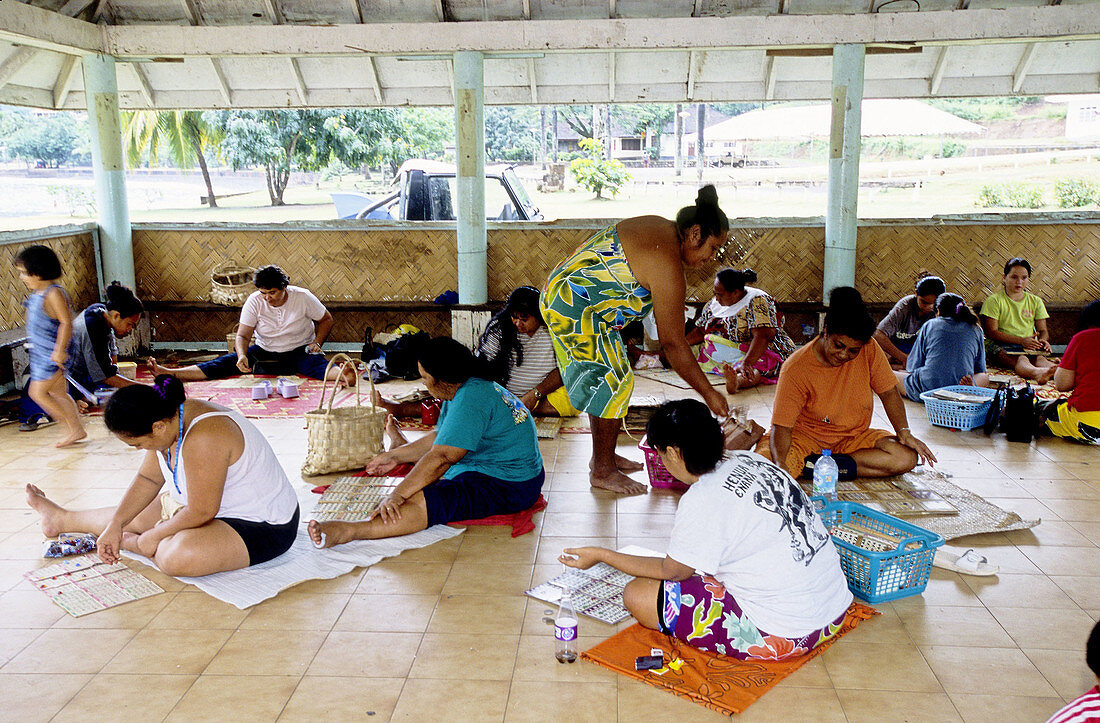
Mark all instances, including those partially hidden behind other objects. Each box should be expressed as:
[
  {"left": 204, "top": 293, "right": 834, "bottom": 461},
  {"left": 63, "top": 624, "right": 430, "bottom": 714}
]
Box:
[
  {"left": 210, "top": 262, "right": 254, "bottom": 306},
  {"left": 301, "top": 354, "right": 386, "bottom": 476}
]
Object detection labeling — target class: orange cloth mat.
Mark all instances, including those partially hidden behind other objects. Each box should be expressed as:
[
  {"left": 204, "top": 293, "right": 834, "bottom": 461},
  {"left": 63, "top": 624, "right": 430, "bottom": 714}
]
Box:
[{"left": 580, "top": 602, "right": 878, "bottom": 716}]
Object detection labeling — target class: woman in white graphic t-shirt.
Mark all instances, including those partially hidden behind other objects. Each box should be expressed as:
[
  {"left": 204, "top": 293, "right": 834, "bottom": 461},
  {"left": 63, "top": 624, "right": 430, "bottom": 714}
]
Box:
[
  {"left": 149, "top": 265, "right": 353, "bottom": 385},
  {"left": 562, "top": 399, "right": 853, "bottom": 660}
]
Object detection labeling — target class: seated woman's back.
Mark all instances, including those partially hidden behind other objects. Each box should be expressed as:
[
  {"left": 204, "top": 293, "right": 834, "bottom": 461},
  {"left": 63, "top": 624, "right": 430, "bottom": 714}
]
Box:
[
  {"left": 670, "top": 450, "right": 852, "bottom": 637},
  {"left": 904, "top": 296, "right": 986, "bottom": 399}
]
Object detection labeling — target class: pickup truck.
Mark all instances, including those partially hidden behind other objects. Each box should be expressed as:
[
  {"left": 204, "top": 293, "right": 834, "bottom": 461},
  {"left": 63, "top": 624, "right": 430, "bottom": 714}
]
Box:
[{"left": 333, "top": 159, "right": 542, "bottom": 221}]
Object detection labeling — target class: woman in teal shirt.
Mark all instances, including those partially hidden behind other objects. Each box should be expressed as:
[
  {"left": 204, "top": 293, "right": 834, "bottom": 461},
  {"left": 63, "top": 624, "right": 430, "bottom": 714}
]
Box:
[{"left": 309, "top": 337, "right": 544, "bottom": 548}]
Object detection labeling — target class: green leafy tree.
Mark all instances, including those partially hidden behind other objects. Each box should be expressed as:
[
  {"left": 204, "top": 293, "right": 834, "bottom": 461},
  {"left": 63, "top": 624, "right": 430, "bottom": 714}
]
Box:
[
  {"left": 484, "top": 107, "right": 542, "bottom": 162},
  {"left": 569, "top": 137, "right": 630, "bottom": 199},
  {"left": 376, "top": 107, "right": 453, "bottom": 174},
  {"left": 203, "top": 109, "right": 400, "bottom": 206},
  {"left": 122, "top": 110, "right": 224, "bottom": 207},
  {"left": 7, "top": 112, "right": 85, "bottom": 167}
]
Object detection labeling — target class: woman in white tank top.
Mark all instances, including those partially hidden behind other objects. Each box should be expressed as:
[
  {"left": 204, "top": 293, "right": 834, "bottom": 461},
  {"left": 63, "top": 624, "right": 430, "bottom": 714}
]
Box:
[{"left": 26, "top": 375, "right": 299, "bottom": 576}]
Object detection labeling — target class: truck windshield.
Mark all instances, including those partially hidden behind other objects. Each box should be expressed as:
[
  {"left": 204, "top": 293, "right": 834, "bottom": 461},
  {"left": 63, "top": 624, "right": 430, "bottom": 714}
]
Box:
[{"left": 503, "top": 168, "right": 537, "bottom": 217}]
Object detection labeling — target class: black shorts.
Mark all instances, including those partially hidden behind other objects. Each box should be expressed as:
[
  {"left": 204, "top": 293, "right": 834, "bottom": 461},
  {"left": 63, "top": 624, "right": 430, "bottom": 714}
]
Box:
[
  {"left": 219, "top": 506, "right": 300, "bottom": 566},
  {"left": 423, "top": 469, "right": 545, "bottom": 527}
]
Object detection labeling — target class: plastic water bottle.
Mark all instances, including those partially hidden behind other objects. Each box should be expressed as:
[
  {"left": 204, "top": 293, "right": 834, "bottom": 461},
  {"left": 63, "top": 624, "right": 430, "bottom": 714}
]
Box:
[
  {"left": 812, "top": 449, "right": 839, "bottom": 503},
  {"left": 554, "top": 590, "right": 579, "bottom": 663}
]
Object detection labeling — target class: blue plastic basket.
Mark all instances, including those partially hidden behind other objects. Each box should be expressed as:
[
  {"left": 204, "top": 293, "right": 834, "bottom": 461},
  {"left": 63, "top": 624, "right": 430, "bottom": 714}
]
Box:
[
  {"left": 919, "top": 385, "right": 998, "bottom": 431},
  {"left": 815, "top": 499, "right": 944, "bottom": 604}
]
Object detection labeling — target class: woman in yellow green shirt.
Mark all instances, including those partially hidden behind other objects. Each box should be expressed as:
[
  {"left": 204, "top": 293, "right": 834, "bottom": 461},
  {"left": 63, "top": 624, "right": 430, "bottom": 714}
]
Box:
[{"left": 980, "top": 257, "right": 1057, "bottom": 384}]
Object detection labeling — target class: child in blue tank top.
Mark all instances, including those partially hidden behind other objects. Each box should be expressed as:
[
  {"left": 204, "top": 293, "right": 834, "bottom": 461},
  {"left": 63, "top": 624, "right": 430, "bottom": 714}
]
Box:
[{"left": 14, "top": 245, "right": 85, "bottom": 447}]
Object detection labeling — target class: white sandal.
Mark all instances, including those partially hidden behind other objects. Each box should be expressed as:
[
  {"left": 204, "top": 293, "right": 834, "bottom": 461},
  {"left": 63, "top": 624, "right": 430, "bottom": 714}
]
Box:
[{"left": 932, "top": 548, "right": 1000, "bottom": 576}]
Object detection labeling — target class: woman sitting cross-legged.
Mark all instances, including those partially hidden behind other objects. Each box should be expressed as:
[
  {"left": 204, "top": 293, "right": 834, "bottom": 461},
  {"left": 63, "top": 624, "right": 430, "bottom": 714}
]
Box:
[
  {"left": 686, "top": 267, "right": 796, "bottom": 393},
  {"left": 25, "top": 376, "right": 300, "bottom": 576},
  {"left": 895, "top": 292, "right": 990, "bottom": 400},
  {"left": 561, "top": 399, "right": 853, "bottom": 661},
  {"left": 308, "top": 337, "right": 545, "bottom": 548},
  {"left": 1042, "top": 300, "right": 1100, "bottom": 445},
  {"left": 755, "top": 287, "right": 936, "bottom": 479}
]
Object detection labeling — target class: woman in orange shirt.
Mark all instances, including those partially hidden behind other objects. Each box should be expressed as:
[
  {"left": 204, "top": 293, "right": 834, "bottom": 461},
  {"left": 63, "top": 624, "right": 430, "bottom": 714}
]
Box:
[{"left": 756, "top": 287, "right": 936, "bottom": 478}]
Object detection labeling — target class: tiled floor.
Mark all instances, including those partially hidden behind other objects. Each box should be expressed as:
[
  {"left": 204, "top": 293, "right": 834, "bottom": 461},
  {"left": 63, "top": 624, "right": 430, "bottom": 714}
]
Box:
[{"left": 0, "top": 378, "right": 1096, "bottom": 721}]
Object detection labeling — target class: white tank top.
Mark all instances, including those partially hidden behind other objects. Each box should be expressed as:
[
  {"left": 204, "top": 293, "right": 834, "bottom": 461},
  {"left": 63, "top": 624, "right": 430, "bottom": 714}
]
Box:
[{"left": 159, "top": 409, "right": 299, "bottom": 525}]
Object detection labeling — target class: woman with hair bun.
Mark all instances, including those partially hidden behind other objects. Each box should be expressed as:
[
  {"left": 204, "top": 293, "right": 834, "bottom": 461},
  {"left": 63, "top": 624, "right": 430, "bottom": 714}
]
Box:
[
  {"left": 687, "top": 267, "right": 796, "bottom": 392},
  {"left": 894, "top": 293, "right": 990, "bottom": 400},
  {"left": 874, "top": 275, "right": 947, "bottom": 369},
  {"left": 25, "top": 374, "right": 300, "bottom": 576},
  {"left": 541, "top": 185, "right": 731, "bottom": 495},
  {"left": 68, "top": 281, "right": 145, "bottom": 394},
  {"left": 756, "top": 287, "right": 936, "bottom": 479}
]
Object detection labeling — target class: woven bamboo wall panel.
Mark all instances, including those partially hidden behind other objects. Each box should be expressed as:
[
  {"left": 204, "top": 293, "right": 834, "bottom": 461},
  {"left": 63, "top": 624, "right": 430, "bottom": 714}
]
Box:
[
  {"left": 133, "top": 228, "right": 459, "bottom": 302},
  {"left": 0, "top": 234, "right": 99, "bottom": 333},
  {"left": 856, "top": 224, "right": 1100, "bottom": 305}
]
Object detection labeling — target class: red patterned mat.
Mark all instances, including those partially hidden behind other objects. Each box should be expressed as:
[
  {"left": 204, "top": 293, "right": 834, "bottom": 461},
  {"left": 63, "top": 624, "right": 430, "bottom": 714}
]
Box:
[{"left": 131, "top": 368, "right": 343, "bottom": 418}]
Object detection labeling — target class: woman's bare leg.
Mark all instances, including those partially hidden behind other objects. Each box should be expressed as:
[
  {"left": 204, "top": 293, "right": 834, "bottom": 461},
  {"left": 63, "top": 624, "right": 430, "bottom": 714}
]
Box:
[
  {"left": 308, "top": 492, "right": 430, "bottom": 548},
  {"left": 589, "top": 415, "right": 646, "bottom": 494},
  {"left": 622, "top": 577, "right": 661, "bottom": 629},
  {"left": 150, "top": 521, "right": 251, "bottom": 576},
  {"left": 26, "top": 483, "right": 161, "bottom": 538},
  {"left": 148, "top": 357, "right": 210, "bottom": 381},
  {"left": 29, "top": 374, "right": 85, "bottom": 447},
  {"left": 849, "top": 437, "right": 918, "bottom": 478}
]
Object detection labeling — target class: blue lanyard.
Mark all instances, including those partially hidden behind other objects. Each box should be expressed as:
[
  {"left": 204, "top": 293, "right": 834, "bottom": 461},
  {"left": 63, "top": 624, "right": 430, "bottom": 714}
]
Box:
[{"left": 170, "top": 404, "right": 184, "bottom": 495}]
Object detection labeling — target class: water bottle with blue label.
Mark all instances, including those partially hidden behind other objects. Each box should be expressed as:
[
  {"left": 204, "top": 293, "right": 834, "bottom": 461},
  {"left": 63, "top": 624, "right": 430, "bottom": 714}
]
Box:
[
  {"left": 812, "top": 449, "right": 839, "bottom": 503},
  {"left": 554, "top": 589, "right": 579, "bottom": 663}
]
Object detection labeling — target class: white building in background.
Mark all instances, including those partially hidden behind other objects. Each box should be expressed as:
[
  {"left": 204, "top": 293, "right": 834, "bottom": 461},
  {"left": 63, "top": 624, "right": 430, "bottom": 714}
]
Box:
[{"left": 1059, "top": 95, "right": 1100, "bottom": 140}]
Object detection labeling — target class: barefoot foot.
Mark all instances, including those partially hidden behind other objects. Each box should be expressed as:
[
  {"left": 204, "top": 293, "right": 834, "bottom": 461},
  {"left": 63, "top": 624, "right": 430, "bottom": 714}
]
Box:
[
  {"left": 26, "top": 484, "right": 66, "bottom": 538},
  {"left": 120, "top": 531, "right": 142, "bottom": 554},
  {"left": 55, "top": 429, "right": 88, "bottom": 448},
  {"left": 590, "top": 469, "right": 647, "bottom": 495},
  {"left": 614, "top": 454, "right": 644, "bottom": 472},
  {"left": 1037, "top": 367, "right": 1057, "bottom": 385},
  {"left": 384, "top": 414, "right": 408, "bottom": 449},
  {"left": 308, "top": 519, "right": 358, "bottom": 549},
  {"left": 147, "top": 356, "right": 170, "bottom": 377},
  {"left": 721, "top": 363, "right": 741, "bottom": 395},
  {"left": 372, "top": 389, "right": 398, "bottom": 415}
]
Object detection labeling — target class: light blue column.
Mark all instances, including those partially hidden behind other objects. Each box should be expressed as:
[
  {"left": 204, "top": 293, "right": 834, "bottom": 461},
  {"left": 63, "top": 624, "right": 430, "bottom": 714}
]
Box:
[
  {"left": 823, "top": 44, "right": 865, "bottom": 301},
  {"left": 82, "top": 54, "right": 134, "bottom": 289},
  {"left": 453, "top": 51, "right": 486, "bottom": 304}
]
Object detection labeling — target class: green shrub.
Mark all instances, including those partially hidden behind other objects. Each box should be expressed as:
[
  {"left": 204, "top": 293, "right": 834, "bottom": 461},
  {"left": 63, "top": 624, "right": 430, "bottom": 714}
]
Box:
[
  {"left": 569, "top": 138, "right": 631, "bottom": 199},
  {"left": 977, "top": 182, "right": 1044, "bottom": 209},
  {"left": 1054, "top": 178, "right": 1099, "bottom": 208},
  {"left": 940, "top": 140, "right": 966, "bottom": 158}
]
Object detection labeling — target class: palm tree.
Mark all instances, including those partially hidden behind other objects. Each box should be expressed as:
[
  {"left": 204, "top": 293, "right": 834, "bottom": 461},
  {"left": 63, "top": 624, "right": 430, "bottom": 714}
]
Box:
[{"left": 122, "top": 111, "right": 223, "bottom": 208}]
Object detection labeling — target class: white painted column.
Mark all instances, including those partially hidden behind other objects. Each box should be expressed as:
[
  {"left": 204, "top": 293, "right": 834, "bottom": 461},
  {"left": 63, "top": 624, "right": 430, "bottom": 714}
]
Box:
[
  {"left": 453, "top": 50, "right": 486, "bottom": 304},
  {"left": 82, "top": 55, "right": 134, "bottom": 289},
  {"left": 823, "top": 43, "right": 865, "bottom": 300}
]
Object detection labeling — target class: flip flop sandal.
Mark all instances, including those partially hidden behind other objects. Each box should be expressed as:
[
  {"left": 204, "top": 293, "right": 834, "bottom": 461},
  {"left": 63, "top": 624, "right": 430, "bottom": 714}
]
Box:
[{"left": 933, "top": 548, "right": 1000, "bottom": 576}]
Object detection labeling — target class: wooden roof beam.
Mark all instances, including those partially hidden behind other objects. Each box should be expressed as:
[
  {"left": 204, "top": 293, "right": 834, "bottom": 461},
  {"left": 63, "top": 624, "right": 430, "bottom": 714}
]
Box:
[
  {"left": 0, "top": 1, "right": 101, "bottom": 55},
  {"left": 527, "top": 56, "right": 537, "bottom": 103},
  {"left": 129, "top": 62, "right": 155, "bottom": 105},
  {"left": 53, "top": 54, "right": 81, "bottom": 108},
  {"left": 211, "top": 58, "right": 232, "bottom": 103},
  {"left": 929, "top": 45, "right": 950, "bottom": 94},
  {"left": 0, "top": 47, "right": 38, "bottom": 89},
  {"left": 763, "top": 54, "right": 777, "bottom": 99},
  {"left": 608, "top": 51, "right": 615, "bottom": 101},
  {"left": 1012, "top": 42, "right": 1037, "bottom": 93},
  {"left": 686, "top": 49, "right": 696, "bottom": 100},
  {"left": 366, "top": 55, "right": 383, "bottom": 103}
]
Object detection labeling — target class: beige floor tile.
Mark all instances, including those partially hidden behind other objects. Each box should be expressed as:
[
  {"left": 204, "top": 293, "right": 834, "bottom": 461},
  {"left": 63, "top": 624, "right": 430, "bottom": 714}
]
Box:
[
  {"left": 504, "top": 681, "right": 617, "bottom": 722},
  {"left": 0, "top": 530, "right": 51, "bottom": 559},
  {"left": 408, "top": 632, "right": 519, "bottom": 680},
  {"left": 539, "top": 512, "right": 616, "bottom": 537},
  {"left": 391, "top": 678, "right": 510, "bottom": 721},
  {"left": 166, "top": 674, "right": 299, "bottom": 722},
  {"left": 947, "top": 693, "right": 1069, "bottom": 723},
  {"left": 936, "top": 458, "right": 1012, "bottom": 479},
  {"left": 890, "top": 568, "right": 986, "bottom": 609},
  {"left": 534, "top": 536, "right": 615, "bottom": 565},
  {"left": 279, "top": 676, "right": 404, "bottom": 721},
  {"left": 986, "top": 497, "right": 1060, "bottom": 522},
  {"left": 103, "top": 628, "right": 232, "bottom": 674},
  {"left": 0, "top": 589, "right": 67, "bottom": 628},
  {"left": 1006, "top": 521, "right": 1096, "bottom": 548},
  {"left": 442, "top": 562, "right": 536, "bottom": 595},
  {"left": 289, "top": 569, "right": 365, "bottom": 594},
  {"left": 896, "top": 604, "right": 1016, "bottom": 648},
  {"left": 987, "top": 606, "right": 1097, "bottom": 650},
  {"left": 3, "top": 627, "right": 135, "bottom": 674},
  {"left": 204, "top": 629, "right": 326, "bottom": 676},
  {"left": 146, "top": 590, "right": 251, "bottom": 629},
  {"left": 837, "top": 605, "right": 912, "bottom": 645},
  {"left": 333, "top": 593, "right": 437, "bottom": 633},
  {"left": 1016, "top": 478, "right": 1100, "bottom": 500},
  {"left": 512, "top": 635, "right": 618, "bottom": 684},
  {"left": 962, "top": 573, "right": 1079, "bottom": 609},
  {"left": 603, "top": 489, "right": 682, "bottom": 515},
  {"left": 1025, "top": 648, "right": 1097, "bottom": 700},
  {"left": 837, "top": 689, "right": 963, "bottom": 723},
  {"left": 615, "top": 513, "right": 676, "bottom": 538},
  {"left": 820, "top": 641, "right": 943, "bottom": 692},
  {"left": 0, "top": 507, "right": 36, "bottom": 533},
  {"left": 541, "top": 491, "right": 617, "bottom": 515},
  {"left": 1051, "top": 575, "right": 1100, "bottom": 609},
  {"left": 385, "top": 534, "right": 462, "bottom": 563},
  {"left": 0, "top": 628, "right": 42, "bottom": 665},
  {"left": 428, "top": 593, "right": 526, "bottom": 634},
  {"left": 1038, "top": 498, "right": 1100, "bottom": 523},
  {"left": 947, "top": 476, "right": 1030, "bottom": 498},
  {"left": 56, "top": 673, "right": 196, "bottom": 720},
  {"left": 0, "top": 673, "right": 92, "bottom": 722},
  {"left": 545, "top": 473, "right": 600, "bottom": 492},
  {"left": 307, "top": 631, "right": 423, "bottom": 678},
  {"left": 50, "top": 589, "right": 173, "bottom": 629},
  {"left": 919, "top": 645, "right": 1058, "bottom": 697},
  {"left": 455, "top": 532, "right": 539, "bottom": 564},
  {"left": 239, "top": 591, "right": 351, "bottom": 631},
  {"left": 936, "top": 543, "right": 1042, "bottom": 575},
  {"left": 1020, "top": 545, "right": 1100, "bottom": 576},
  {"left": 1070, "top": 521, "right": 1100, "bottom": 547},
  {"left": 355, "top": 560, "right": 451, "bottom": 595},
  {"left": 615, "top": 676, "right": 730, "bottom": 720}
]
